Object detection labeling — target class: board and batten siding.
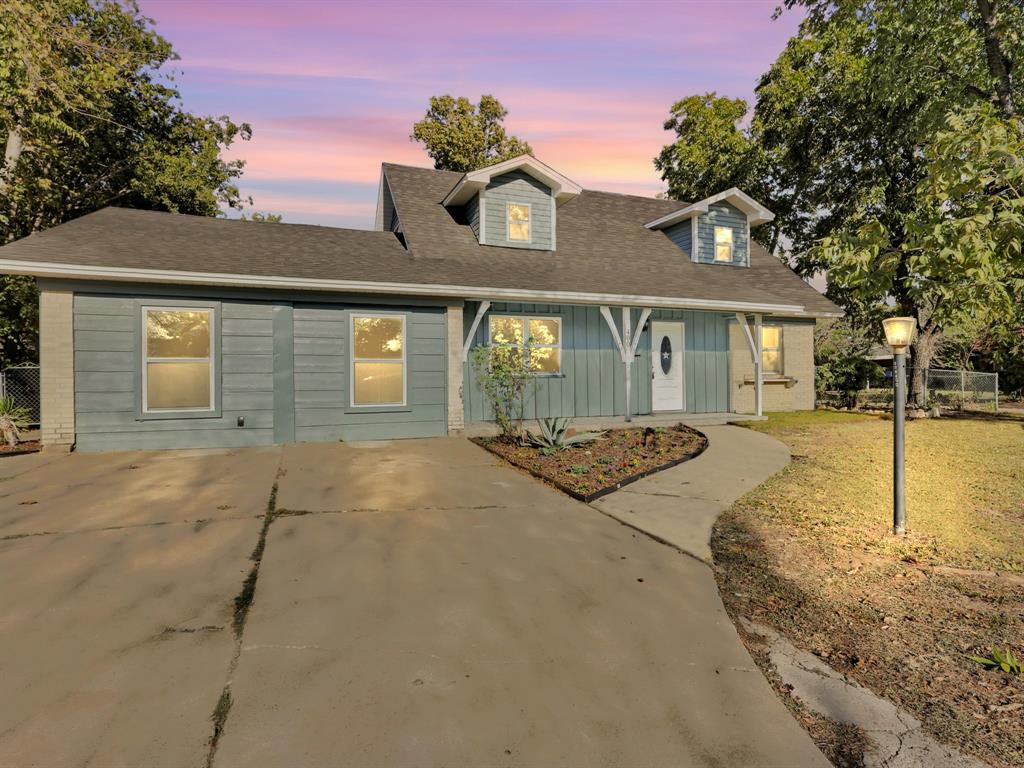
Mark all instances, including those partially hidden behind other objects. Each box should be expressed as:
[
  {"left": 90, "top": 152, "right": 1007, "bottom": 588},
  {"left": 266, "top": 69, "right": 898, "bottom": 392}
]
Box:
[
  {"left": 483, "top": 170, "right": 553, "bottom": 250},
  {"left": 74, "top": 294, "right": 276, "bottom": 451},
  {"left": 462, "top": 303, "right": 731, "bottom": 422},
  {"left": 292, "top": 303, "right": 447, "bottom": 442},
  {"left": 695, "top": 201, "right": 749, "bottom": 266}
]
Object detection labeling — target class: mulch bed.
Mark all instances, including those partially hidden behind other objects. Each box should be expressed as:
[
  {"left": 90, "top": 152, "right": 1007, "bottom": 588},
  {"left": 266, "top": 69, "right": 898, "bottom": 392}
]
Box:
[
  {"left": 473, "top": 423, "right": 707, "bottom": 502},
  {"left": 0, "top": 441, "right": 41, "bottom": 458}
]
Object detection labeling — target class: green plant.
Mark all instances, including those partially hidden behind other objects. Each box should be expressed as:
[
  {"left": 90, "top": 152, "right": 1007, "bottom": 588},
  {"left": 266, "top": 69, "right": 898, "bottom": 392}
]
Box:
[
  {"left": 968, "top": 646, "right": 1022, "bottom": 675},
  {"left": 569, "top": 464, "right": 591, "bottom": 475},
  {"left": 526, "top": 417, "right": 604, "bottom": 451},
  {"left": 471, "top": 343, "right": 538, "bottom": 442},
  {"left": 0, "top": 396, "right": 30, "bottom": 449}
]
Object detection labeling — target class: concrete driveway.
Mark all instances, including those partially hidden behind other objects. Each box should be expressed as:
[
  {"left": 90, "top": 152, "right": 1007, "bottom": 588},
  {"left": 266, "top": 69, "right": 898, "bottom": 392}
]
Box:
[{"left": 0, "top": 435, "right": 827, "bottom": 768}]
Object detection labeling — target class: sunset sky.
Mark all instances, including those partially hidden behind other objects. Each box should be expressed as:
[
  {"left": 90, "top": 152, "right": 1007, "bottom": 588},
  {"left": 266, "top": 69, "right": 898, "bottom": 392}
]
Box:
[{"left": 138, "top": 1, "right": 803, "bottom": 229}]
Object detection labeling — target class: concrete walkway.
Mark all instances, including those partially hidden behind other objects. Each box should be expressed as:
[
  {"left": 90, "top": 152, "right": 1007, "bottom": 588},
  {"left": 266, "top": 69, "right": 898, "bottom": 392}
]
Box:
[{"left": 591, "top": 425, "right": 790, "bottom": 562}]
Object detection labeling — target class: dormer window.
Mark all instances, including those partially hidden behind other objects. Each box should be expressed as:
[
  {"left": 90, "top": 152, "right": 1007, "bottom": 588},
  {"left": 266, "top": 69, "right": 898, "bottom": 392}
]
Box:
[
  {"left": 714, "top": 226, "right": 733, "bottom": 262},
  {"left": 507, "top": 202, "right": 531, "bottom": 242}
]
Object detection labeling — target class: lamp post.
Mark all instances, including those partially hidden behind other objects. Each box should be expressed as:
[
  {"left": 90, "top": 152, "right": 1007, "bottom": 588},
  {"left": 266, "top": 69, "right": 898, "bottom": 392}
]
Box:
[{"left": 882, "top": 317, "right": 916, "bottom": 536}]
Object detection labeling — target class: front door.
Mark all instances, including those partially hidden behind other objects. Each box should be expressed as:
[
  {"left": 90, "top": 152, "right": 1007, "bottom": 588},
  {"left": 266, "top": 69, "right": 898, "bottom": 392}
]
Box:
[{"left": 651, "top": 321, "right": 684, "bottom": 411}]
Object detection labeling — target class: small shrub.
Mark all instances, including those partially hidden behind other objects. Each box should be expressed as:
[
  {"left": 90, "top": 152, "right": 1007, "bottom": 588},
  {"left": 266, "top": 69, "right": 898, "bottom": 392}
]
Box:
[
  {"left": 569, "top": 464, "right": 590, "bottom": 475},
  {"left": 471, "top": 344, "right": 539, "bottom": 442},
  {"left": 969, "top": 646, "right": 1022, "bottom": 675},
  {"left": 527, "top": 417, "right": 605, "bottom": 451},
  {"left": 0, "top": 396, "right": 30, "bottom": 449}
]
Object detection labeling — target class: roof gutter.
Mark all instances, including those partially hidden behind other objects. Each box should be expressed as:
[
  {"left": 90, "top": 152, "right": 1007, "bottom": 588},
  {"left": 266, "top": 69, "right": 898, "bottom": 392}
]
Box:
[{"left": 0, "top": 258, "right": 836, "bottom": 317}]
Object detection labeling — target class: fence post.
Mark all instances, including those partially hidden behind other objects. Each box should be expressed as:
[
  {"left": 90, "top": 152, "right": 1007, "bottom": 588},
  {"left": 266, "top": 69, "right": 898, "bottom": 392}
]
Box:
[
  {"left": 995, "top": 372, "right": 999, "bottom": 413},
  {"left": 0, "top": 370, "right": 4, "bottom": 401},
  {"left": 960, "top": 370, "right": 966, "bottom": 410}
]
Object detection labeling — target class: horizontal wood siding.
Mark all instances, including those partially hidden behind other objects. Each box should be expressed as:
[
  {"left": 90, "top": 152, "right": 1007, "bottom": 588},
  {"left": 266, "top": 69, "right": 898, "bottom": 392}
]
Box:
[
  {"left": 483, "top": 171, "right": 553, "bottom": 250},
  {"left": 73, "top": 294, "right": 276, "bottom": 451},
  {"left": 465, "top": 194, "right": 480, "bottom": 240},
  {"left": 664, "top": 220, "right": 693, "bottom": 259},
  {"left": 293, "top": 303, "right": 447, "bottom": 442},
  {"left": 695, "top": 201, "right": 749, "bottom": 266},
  {"left": 463, "top": 304, "right": 731, "bottom": 422}
]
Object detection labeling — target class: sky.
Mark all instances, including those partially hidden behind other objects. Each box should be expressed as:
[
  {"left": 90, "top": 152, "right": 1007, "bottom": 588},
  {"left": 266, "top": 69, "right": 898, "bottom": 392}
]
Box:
[{"left": 138, "top": 0, "right": 804, "bottom": 230}]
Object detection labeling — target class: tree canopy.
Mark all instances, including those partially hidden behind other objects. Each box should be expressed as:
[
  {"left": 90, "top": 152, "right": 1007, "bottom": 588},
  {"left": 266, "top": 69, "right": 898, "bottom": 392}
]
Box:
[
  {"left": 410, "top": 94, "right": 532, "bottom": 173},
  {"left": 656, "top": 0, "right": 1024, "bottom": 400},
  {"left": 0, "top": 0, "right": 256, "bottom": 367}
]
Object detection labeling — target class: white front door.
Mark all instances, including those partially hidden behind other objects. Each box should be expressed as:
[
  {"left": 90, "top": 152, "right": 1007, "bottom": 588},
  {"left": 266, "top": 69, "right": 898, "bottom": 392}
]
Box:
[{"left": 651, "top": 321, "right": 684, "bottom": 412}]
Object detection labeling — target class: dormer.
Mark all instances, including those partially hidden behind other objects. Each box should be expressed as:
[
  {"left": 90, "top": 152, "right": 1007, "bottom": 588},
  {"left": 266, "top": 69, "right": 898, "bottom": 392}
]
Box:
[
  {"left": 443, "top": 155, "right": 581, "bottom": 251},
  {"left": 645, "top": 188, "right": 774, "bottom": 267}
]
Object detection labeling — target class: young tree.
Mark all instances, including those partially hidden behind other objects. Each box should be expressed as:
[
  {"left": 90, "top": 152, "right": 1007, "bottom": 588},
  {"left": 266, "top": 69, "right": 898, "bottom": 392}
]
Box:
[
  {"left": 0, "top": 0, "right": 254, "bottom": 366},
  {"left": 470, "top": 344, "right": 539, "bottom": 442},
  {"left": 410, "top": 95, "right": 532, "bottom": 172}
]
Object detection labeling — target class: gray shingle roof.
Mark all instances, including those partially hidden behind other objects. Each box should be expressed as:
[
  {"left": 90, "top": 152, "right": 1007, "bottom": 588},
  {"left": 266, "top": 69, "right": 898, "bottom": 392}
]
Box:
[{"left": 0, "top": 162, "right": 839, "bottom": 316}]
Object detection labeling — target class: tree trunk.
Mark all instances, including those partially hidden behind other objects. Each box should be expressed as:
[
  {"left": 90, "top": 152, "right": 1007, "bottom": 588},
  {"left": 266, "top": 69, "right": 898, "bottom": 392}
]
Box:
[
  {"left": 910, "top": 323, "right": 941, "bottom": 407},
  {"left": 975, "top": 0, "right": 1017, "bottom": 118},
  {"left": 0, "top": 127, "right": 24, "bottom": 195}
]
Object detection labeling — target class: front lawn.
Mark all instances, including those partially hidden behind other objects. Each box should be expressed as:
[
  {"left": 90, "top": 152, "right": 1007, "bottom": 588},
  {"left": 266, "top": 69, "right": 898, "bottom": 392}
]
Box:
[
  {"left": 475, "top": 423, "right": 707, "bottom": 501},
  {"left": 713, "top": 410, "right": 1024, "bottom": 768}
]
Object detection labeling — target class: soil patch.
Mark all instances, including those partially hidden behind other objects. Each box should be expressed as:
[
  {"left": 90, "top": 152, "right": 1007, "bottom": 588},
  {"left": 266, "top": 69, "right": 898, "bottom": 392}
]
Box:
[
  {"left": 474, "top": 423, "right": 707, "bottom": 502},
  {"left": 0, "top": 441, "right": 41, "bottom": 458}
]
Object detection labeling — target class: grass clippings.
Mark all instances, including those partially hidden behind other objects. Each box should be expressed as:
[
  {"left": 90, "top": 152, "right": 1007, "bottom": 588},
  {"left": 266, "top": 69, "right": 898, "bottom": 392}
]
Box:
[
  {"left": 713, "top": 410, "right": 1024, "bottom": 768},
  {"left": 475, "top": 423, "right": 707, "bottom": 501}
]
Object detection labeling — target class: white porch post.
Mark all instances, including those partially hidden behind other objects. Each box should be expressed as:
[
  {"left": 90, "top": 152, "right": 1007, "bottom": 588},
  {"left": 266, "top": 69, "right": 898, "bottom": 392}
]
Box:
[
  {"left": 734, "top": 312, "right": 763, "bottom": 417},
  {"left": 462, "top": 300, "right": 491, "bottom": 360},
  {"left": 600, "top": 306, "right": 652, "bottom": 423}
]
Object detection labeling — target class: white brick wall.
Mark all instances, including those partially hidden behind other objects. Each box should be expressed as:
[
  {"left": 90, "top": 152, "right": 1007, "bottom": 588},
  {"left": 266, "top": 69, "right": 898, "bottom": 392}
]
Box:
[
  {"left": 730, "top": 321, "right": 815, "bottom": 413},
  {"left": 446, "top": 303, "right": 465, "bottom": 433},
  {"left": 39, "top": 286, "right": 76, "bottom": 450}
]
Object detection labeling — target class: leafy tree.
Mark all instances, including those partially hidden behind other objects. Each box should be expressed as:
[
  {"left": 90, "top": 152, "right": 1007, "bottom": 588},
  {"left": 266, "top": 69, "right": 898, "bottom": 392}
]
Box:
[
  {"left": 411, "top": 95, "right": 532, "bottom": 172},
  {"left": 0, "top": 0, "right": 254, "bottom": 366},
  {"left": 814, "top": 318, "right": 884, "bottom": 406},
  {"left": 239, "top": 212, "right": 282, "bottom": 223},
  {"left": 656, "top": 0, "right": 1024, "bottom": 403}
]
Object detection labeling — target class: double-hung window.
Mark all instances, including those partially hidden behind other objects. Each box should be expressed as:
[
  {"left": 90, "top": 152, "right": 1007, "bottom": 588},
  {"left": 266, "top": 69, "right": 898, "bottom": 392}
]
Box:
[
  {"left": 507, "top": 202, "right": 531, "bottom": 242},
  {"left": 351, "top": 313, "right": 406, "bottom": 406},
  {"left": 760, "top": 326, "right": 783, "bottom": 375},
  {"left": 143, "top": 307, "right": 215, "bottom": 414},
  {"left": 714, "top": 226, "right": 733, "bottom": 262},
  {"left": 488, "top": 315, "right": 561, "bottom": 374}
]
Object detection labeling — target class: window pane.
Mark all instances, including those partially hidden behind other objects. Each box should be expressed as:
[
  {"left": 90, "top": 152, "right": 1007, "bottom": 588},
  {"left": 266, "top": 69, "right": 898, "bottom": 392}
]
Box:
[
  {"left": 489, "top": 316, "right": 523, "bottom": 345},
  {"left": 528, "top": 318, "right": 560, "bottom": 346},
  {"left": 147, "top": 310, "right": 210, "bottom": 358},
  {"left": 532, "top": 346, "right": 561, "bottom": 374},
  {"left": 508, "top": 203, "right": 530, "bottom": 222},
  {"left": 147, "top": 362, "right": 211, "bottom": 409},
  {"left": 353, "top": 361, "right": 404, "bottom": 405},
  {"left": 509, "top": 221, "right": 530, "bottom": 241},
  {"left": 353, "top": 316, "right": 403, "bottom": 359},
  {"left": 715, "top": 226, "right": 733, "bottom": 245},
  {"left": 762, "top": 350, "right": 782, "bottom": 374},
  {"left": 761, "top": 326, "right": 781, "bottom": 350},
  {"left": 715, "top": 244, "right": 732, "bottom": 261}
]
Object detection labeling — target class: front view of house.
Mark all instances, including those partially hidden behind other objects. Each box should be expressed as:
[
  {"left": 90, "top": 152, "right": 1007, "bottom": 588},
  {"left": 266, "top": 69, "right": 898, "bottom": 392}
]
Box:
[{"left": 0, "top": 156, "right": 839, "bottom": 452}]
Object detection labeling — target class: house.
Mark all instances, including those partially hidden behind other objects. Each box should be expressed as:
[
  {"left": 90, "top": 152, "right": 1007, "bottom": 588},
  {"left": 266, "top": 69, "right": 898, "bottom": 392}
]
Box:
[{"left": 0, "top": 155, "right": 839, "bottom": 452}]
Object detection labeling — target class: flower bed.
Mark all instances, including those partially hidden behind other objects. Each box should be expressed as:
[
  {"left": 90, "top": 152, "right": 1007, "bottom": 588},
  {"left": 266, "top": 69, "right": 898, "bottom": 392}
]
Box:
[
  {"left": 474, "top": 423, "right": 707, "bottom": 502},
  {"left": 0, "top": 441, "right": 41, "bottom": 458}
]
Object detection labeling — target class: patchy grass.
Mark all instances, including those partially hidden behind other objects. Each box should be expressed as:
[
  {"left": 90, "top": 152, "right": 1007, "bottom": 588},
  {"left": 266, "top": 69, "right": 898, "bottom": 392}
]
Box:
[{"left": 714, "top": 410, "right": 1024, "bottom": 768}]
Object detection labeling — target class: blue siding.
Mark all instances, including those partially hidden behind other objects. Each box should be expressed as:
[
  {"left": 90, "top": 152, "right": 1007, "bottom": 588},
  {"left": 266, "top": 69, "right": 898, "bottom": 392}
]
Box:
[
  {"left": 665, "top": 220, "right": 693, "bottom": 258},
  {"left": 483, "top": 171, "right": 553, "bottom": 250},
  {"left": 463, "top": 303, "right": 730, "bottom": 422},
  {"left": 465, "top": 194, "right": 480, "bottom": 240},
  {"left": 695, "top": 201, "right": 748, "bottom": 266}
]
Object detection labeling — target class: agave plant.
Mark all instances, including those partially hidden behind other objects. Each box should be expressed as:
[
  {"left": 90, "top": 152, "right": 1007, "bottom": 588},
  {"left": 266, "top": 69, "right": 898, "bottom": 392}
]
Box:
[
  {"left": 527, "top": 417, "right": 604, "bottom": 452},
  {"left": 0, "top": 396, "right": 30, "bottom": 450}
]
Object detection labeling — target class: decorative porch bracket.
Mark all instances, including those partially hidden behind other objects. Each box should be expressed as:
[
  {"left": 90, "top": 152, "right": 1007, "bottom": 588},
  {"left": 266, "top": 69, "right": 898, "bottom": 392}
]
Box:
[
  {"left": 734, "top": 312, "right": 763, "bottom": 417},
  {"left": 462, "top": 300, "right": 491, "bottom": 360},
  {"left": 600, "top": 306, "right": 652, "bottom": 422}
]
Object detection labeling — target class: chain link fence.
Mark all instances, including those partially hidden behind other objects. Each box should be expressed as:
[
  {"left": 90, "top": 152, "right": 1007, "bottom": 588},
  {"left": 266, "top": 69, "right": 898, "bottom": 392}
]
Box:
[
  {"left": 924, "top": 368, "right": 999, "bottom": 412},
  {"left": 0, "top": 364, "right": 41, "bottom": 426}
]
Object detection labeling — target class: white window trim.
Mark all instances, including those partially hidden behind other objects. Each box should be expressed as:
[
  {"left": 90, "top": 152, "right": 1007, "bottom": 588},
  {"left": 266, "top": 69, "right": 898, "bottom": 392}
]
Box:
[
  {"left": 761, "top": 325, "right": 784, "bottom": 376},
  {"left": 141, "top": 306, "right": 216, "bottom": 415},
  {"left": 349, "top": 312, "right": 408, "bottom": 408},
  {"left": 487, "top": 314, "right": 562, "bottom": 375},
  {"left": 506, "top": 201, "right": 532, "bottom": 243},
  {"left": 714, "top": 226, "right": 734, "bottom": 262}
]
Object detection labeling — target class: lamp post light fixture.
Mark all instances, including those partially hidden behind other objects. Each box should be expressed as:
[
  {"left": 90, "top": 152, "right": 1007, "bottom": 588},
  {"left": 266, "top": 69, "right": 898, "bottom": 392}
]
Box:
[{"left": 882, "top": 317, "right": 917, "bottom": 536}]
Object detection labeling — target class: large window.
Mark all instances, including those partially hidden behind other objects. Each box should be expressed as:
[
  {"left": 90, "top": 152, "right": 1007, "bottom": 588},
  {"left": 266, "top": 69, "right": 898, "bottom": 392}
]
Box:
[
  {"left": 761, "top": 326, "right": 783, "bottom": 375},
  {"left": 143, "top": 307, "right": 214, "bottom": 413},
  {"left": 714, "top": 226, "right": 734, "bottom": 262},
  {"left": 488, "top": 315, "right": 561, "bottom": 374},
  {"left": 351, "top": 314, "right": 406, "bottom": 406},
  {"left": 506, "top": 202, "right": 531, "bottom": 242}
]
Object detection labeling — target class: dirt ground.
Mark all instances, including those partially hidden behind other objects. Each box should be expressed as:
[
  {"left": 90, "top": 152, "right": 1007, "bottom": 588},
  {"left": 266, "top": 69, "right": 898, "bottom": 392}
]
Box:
[{"left": 712, "top": 411, "right": 1024, "bottom": 768}]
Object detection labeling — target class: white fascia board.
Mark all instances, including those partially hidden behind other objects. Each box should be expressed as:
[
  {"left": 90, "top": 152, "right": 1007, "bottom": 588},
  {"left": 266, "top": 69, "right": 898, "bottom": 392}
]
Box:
[
  {"left": 0, "top": 258, "right": 833, "bottom": 315},
  {"left": 442, "top": 155, "right": 582, "bottom": 207},
  {"left": 646, "top": 187, "right": 775, "bottom": 230}
]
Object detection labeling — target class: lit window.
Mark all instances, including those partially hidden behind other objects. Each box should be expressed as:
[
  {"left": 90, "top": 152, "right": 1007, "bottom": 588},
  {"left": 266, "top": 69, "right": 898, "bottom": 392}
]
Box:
[
  {"left": 488, "top": 315, "right": 561, "bottom": 374},
  {"left": 714, "top": 226, "right": 733, "bottom": 262},
  {"left": 351, "top": 314, "right": 405, "bottom": 406},
  {"left": 761, "top": 326, "right": 783, "bottom": 375},
  {"left": 507, "top": 202, "right": 531, "bottom": 242},
  {"left": 143, "top": 308, "right": 214, "bottom": 412}
]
